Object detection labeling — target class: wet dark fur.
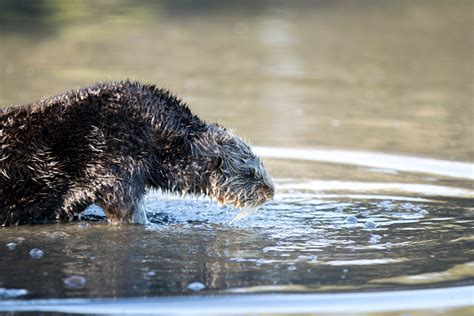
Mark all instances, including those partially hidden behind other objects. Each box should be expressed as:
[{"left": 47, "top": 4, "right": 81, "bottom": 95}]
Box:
[{"left": 0, "top": 81, "right": 274, "bottom": 226}]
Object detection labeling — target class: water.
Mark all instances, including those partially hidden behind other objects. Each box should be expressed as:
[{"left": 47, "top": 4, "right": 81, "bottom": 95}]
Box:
[
  {"left": 0, "top": 0, "right": 473, "bottom": 314},
  {"left": 1, "top": 157, "right": 473, "bottom": 299}
]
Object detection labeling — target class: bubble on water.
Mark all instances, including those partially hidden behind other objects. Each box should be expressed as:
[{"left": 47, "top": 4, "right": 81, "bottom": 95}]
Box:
[
  {"left": 378, "top": 201, "right": 394, "bottom": 210},
  {"left": 64, "top": 275, "right": 86, "bottom": 289},
  {"left": 147, "top": 271, "right": 156, "bottom": 276},
  {"left": 29, "top": 248, "right": 44, "bottom": 259},
  {"left": 342, "top": 268, "right": 349, "bottom": 273},
  {"left": 77, "top": 222, "right": 91, "bottom": 228},
  {"left": 0, "top": 288, "right": 28, "bottom": 299},
  {"left": 401, "top": 202, "right": 422, "bottom": 211},
  {"left": 419, "top": 210, "right": 429, "bottom": 215},
  {"left": 255, "top": 259, "right": 265, "bottom": 265},
  {"left": 401, "top": 203, "right": 414, "bottom": 210},
  {"left": 297, "top": 255, "right": 318, "bottom": 262},
  {"left": 39, "top": 231, "right": 70, "bottom": 239},
  {"left": 364, "top": 220, "right": 377, "bottom": 229},
  {"left": 344, "top": 216, "right": 358, "bottom": 224},
  {"left": 16, "top": 237, "right": 26, "bottom": 244},
  {"left": 287, "top": 265, "right": 297, "bottom": 271},
  {"left": 335, "top": 203, "right": 351, "bottom": 212},
  {"left": 230, "top": 257, "right": 247, "bottom": 263},
  {"left": 187, "top": 282, "right": 206, "bottom": 291},
  {"left": 385, "top": 242, "right": 393, "bottom": 248},
  {"left": 369, "top": 234, "right": 382, "bottom": 244},
  {"left": 6, "top": 242, "right": 16, "bottom": 250}
]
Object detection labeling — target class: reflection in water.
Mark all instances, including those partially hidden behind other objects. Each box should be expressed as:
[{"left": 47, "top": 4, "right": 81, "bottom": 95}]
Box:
[
  {"left": 256, "top": 147, "right": 474, "bottom": 180},
  {"left": 370, "top": 262, "right": 474, "bottom": 285},
  {"left": 279, "top": 180, "right": 474, "bottom": 197},
  {"left": 1, "top": 0, "right": 472, "bottom": 161},
  {"left": 1, "top": 172, "right": 473, "bottom": 299},
  {"left": 1, "top": 286, "right": 473, "bottom": 314}
]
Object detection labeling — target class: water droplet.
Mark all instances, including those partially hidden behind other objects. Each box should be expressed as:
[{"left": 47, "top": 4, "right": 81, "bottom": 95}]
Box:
[
  {"left": 77, "top": 222, "right": 90, "bottom": 228},
  {"left": 344, "top": 216, "right": 358, "bottom": 224},
  {"left": 378, "top": 201, "right": 393, "bottom": 210},
  {"left": 6, "top": 242, "right": 16, "bottom": 250},
  {"left": 364, "top": 220, "right": 377, "bottom": 229},
  {"left": 29, "top": 248, "right": 44, "bottom": 259},
  {"left": 187, "top": 282, "right": 206, "bottom": 291},
  {"left": 401, "top": 203, "right": 414, "bottom": 210},
  {"left": 369, "top": 234, "right": 382, "bottom": 244},
  {"left": 64, "top": 275, "right": 86, "bottom": 289}
]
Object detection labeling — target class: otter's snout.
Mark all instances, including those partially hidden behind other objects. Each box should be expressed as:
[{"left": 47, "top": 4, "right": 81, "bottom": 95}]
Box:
[{"left": 261, "top": 183, "right": 274, "bottom": 201}]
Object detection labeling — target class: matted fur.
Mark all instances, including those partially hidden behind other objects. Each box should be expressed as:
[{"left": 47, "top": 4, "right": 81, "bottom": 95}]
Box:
[{"left": 0, "top": 81, "right": 274, "bottom": 226}]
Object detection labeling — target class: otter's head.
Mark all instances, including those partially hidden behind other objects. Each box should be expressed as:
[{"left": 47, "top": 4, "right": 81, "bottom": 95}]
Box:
[{"left": 193, "top": 125, "right": 274, "bottom": 208}]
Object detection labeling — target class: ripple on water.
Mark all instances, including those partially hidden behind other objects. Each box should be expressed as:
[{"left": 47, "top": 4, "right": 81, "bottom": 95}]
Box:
[
  {"left": 0, "top": 175, "right": 472, "bottom": 299},
  {"left": 139, "top": 182, "right": 472, "bottom": 278},
  {"left": 0, "top": 288, "right": 28, "bottom": 299}
]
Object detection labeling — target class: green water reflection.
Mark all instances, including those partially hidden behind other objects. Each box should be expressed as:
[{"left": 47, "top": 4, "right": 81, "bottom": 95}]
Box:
[{"left": 1, "top": 0, "right": 472, "bottom": 161}]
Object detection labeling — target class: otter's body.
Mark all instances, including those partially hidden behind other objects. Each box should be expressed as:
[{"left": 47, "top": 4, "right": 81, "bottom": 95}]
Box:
[{"left": 0, "top": 81, "right": 273, "bottom": 226}]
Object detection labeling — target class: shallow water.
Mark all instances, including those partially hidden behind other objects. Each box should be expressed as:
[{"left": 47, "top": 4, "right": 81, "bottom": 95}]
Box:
[
  {"left": 0, "top": 0, "right": 473, "bottom": 314},
  {"left": 1, "top": 148, "right": 473, "bottom": 301}
]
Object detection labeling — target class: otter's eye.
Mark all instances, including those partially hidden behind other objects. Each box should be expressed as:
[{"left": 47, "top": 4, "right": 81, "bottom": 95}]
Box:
[
  {"left": 211, "top": 157, "right": 223, "bottom": 170},
  {"left": 245, "top": 168, "right": 257, "bottom": 178}
]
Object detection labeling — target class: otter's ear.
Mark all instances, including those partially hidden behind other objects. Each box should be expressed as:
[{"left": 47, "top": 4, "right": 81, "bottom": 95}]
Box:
[{"left": 210, "top": 157, "right": 223, "bottom": 170}]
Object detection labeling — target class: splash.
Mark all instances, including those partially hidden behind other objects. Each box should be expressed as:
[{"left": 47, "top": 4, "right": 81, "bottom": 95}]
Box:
[{"left": 229, "top": 207, "right": 258, "bottom": 224}]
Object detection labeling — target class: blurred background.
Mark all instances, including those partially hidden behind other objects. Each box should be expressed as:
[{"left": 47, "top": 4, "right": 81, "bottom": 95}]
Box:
[{"left": 1, "top": 0, "right": 472, "bottom": 163}]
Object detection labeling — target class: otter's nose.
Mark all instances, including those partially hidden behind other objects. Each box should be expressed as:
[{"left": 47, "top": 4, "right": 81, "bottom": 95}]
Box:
[{"left": 262, "top": 184, "right": 274, "bottom": 200}]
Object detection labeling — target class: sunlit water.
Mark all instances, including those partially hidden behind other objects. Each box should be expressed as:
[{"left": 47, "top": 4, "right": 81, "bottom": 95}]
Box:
[{"left": 1, "top": 0, "right": 473, "bottom": 314}]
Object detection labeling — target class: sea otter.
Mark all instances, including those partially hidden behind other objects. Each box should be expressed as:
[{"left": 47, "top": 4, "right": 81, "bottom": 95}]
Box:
[{"left": 0, "top": 81, "right": 274, "bottom": 226}]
